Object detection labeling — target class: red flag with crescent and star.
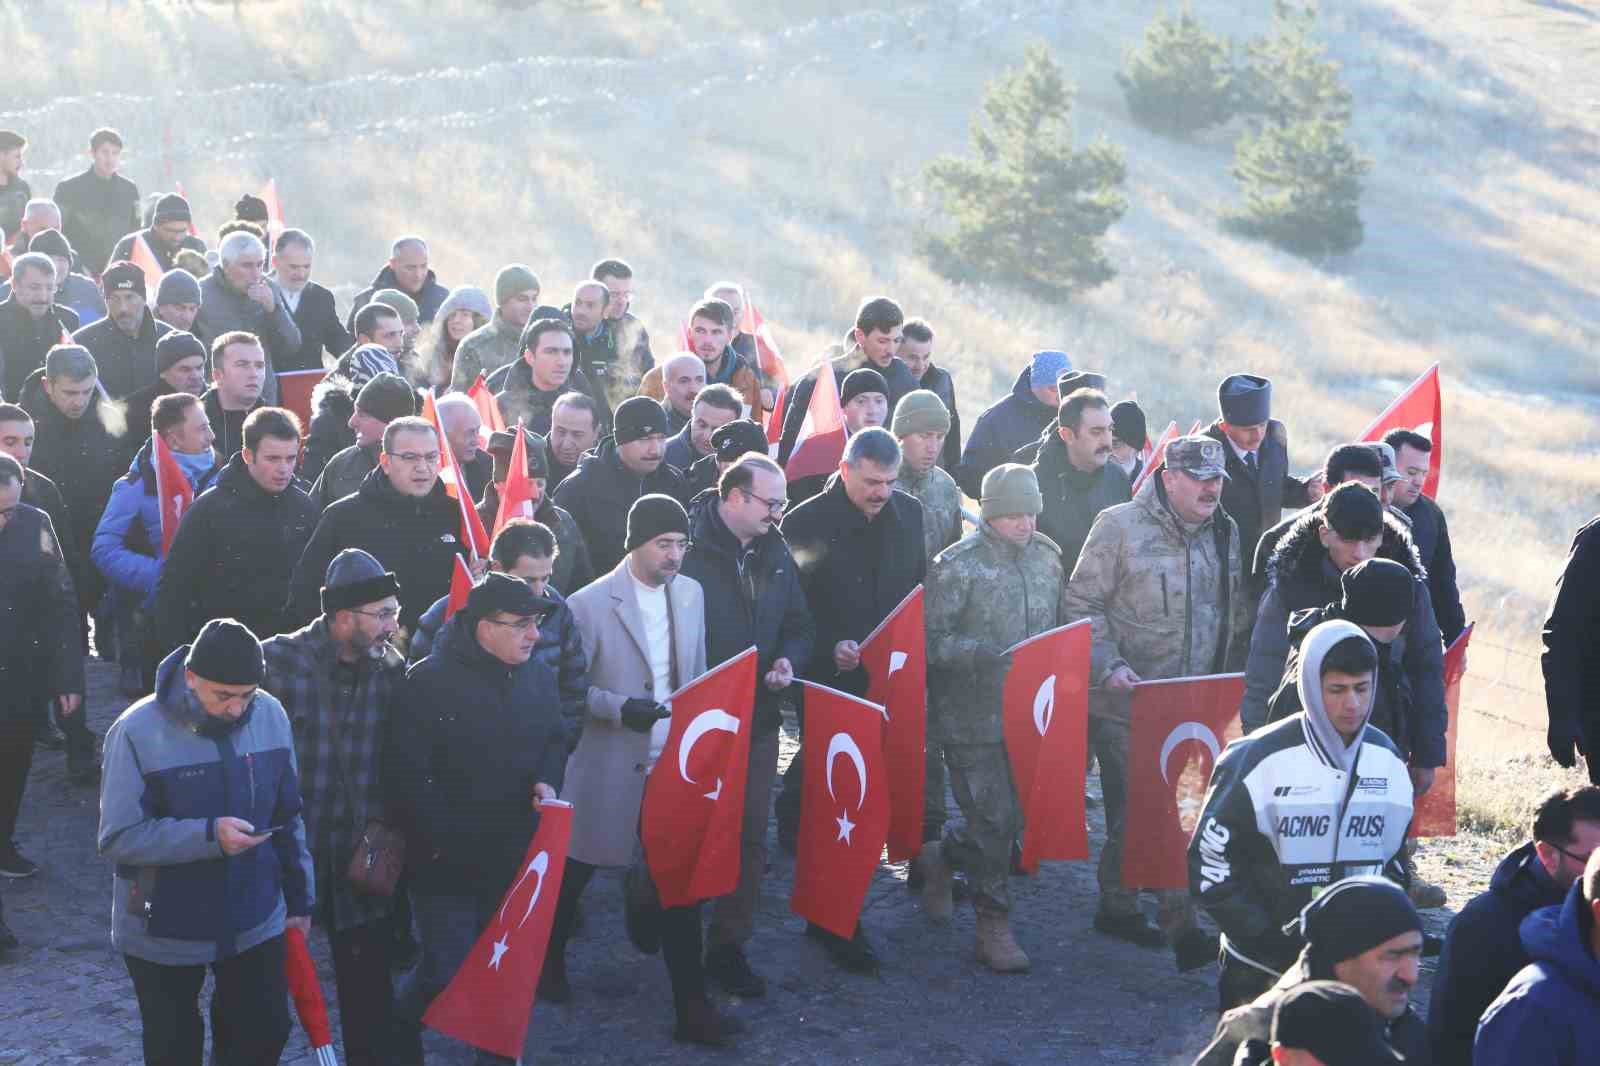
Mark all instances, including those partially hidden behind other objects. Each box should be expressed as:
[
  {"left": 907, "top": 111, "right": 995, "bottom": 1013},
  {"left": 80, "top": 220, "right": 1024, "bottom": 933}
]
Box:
[
  {"left": 424, "top": 800, "right": 573, "bottom": 1060},
  {"left": 1361, "top": 363, "right": 1442, "bottom": 499},
  {"left": 151, "top": 431, "right": 194, "bottom": 557},
  {"left": 1121, "top": 673, "right": 1245, "bottom": 890},
  {"left": 1410, "top": 622, "right": 1472, "bottom": 838},
  {"left": 783, "top": 358, "right": 846, "bottom": 480},
  {"left": 640, "top": 647, "right": 758, "bottom": 908},
  {"left": 859, "top": 584, "right": 926, "bottom": 861},
  {"left": 791, "top": 681, "right": 891, "bottom": 938},
  {"left": 1002, "top": 620, "right": 1091, "bottom": 872}
]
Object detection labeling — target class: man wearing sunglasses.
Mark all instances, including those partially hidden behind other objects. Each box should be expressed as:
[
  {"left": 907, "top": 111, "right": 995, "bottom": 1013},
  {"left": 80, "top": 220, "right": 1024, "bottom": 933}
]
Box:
[{"left": 1429, "top": 785, "right": 1600, "bottom": 1064}]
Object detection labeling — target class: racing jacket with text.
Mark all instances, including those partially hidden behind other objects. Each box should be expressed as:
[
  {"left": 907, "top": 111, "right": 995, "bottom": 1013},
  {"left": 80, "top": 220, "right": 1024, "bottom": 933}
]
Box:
[{"left": 1187, "top": 713, "right": 1414, "bottom": 975}]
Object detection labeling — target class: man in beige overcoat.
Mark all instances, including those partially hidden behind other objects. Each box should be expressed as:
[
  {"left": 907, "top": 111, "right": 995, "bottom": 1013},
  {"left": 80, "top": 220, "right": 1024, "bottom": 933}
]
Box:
[{"left": 543, "top": 495, "right": 739, "bottom": 1046}]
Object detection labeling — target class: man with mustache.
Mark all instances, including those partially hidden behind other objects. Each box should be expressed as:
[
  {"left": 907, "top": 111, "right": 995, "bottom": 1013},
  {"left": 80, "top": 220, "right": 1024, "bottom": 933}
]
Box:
[
  {"left": 261, "top": 550, "right": 407, "bottom": 1066},
  {"left": 1032, "top": 388, "right": 1131, "bottom": 574},
  {"left": 1064, "top": 435, "right": 1251, "bottom": 968}
]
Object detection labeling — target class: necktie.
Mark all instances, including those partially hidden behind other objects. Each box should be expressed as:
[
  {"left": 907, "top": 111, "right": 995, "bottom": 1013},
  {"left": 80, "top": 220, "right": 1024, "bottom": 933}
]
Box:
[{"left": 1244, "top": 451, "right": 1258, "bottom": 474}]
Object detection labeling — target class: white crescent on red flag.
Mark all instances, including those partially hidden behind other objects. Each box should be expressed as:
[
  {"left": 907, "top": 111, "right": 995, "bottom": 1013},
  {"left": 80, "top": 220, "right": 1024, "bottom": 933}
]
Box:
[
  {"left": 1361, "top": 363, "right": 1442, "bottom": 499},
  {"left": 1411, "top": 622, "right": 1472, "bottom": 838},
  {"left": 790, "top": 681, "right": 891, "bottom": 938},
  {"left": 783, "top": 358, "right": 846, "bottom": 480},
  {"left": 424, "top": 801, "right": 573, "bottom": 1060},
  {"left": 151, "top": 432, "right": 194, "bottom": 557},
  {"left": 859, "top": 584, "right": 926, "bottom": 862},
  {"left": 640, "top": 647, "right": 758, "bottom": 907},
  {"left": 1131, "top": 420, "right": 1180, "bottom": 496},
  {"left": 1121, "top": 673, "right": 1245, "bottom": 890},
  {"left": 1001, "top": 620, "right": 1091, "bottom": 872}
]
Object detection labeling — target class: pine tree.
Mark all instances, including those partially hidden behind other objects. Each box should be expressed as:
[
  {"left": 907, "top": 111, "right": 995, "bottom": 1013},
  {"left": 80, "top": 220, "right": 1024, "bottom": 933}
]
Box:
[
  {"left": 1239, "top": 1, "right": 1353, "bottom": 126},
  {"left": 922, "top": 43, "right": 1127, "bottom": 302},
  {"left": 1118, "top": 5, "right": 1237, "bottom": 137}
]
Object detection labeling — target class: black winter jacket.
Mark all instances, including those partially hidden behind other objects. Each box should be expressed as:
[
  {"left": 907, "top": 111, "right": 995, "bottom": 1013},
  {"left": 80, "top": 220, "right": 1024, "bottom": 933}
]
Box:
[
  {"left": 0, "top": 296, "right": 80, "bottom": 401},
  {"left": 1428, "top": 841, "right": 1564, "bottom": 1066},
  {"left": 347, "top": 266, "right": 448, "bottom": 328},
  {"left": 299, "top": 381, "right": 356, "bottom": 486},
  {"left": 385, "top": 615, "right": 568, "bottom": 896},
  {"left": 955, "top": 365, "right": 1057, "bottom": 498},
  {"left": 1203, "top": 420, "right": 1314, "bottom": 591},
  {"left": 551, "top": 436, "right": 689, "bottom": 577},
  {"left": 20, "top": 368, "right": 121, "bottom": 585},
  {"left": 0, "top": 502, "right": 83, "bottom": 716},
  {"left": 780, "top": 474, "right": 925, "bottom": 694},
  {"left": 107, "top": 229, "right": 207, "bottom": 275},
  {"left": 1544, "top": 516, "right": 1600, "bottom": 782},
  {"left": 487, "top": 357, "right": 596, "bottom": 437},
  {"left": 1402, "top": 493, "right": 1465, "bottom": 644},
  {"left": 72, "top": 308, "right": 170, "bottom": 400},
  {"left": 777, "top": 343, "right": 920, "bottom": 466},
  {"left": 291, "top": 466, "right": 465, "bottom": 631},
  {"left": 1032, "top": 433, "right": 1131, "bottom": 575},
  {"left": 200, "top": 388, "right": 265, "bottom": 464},
  {"left": 53, "top": 166, "right": 140, "bottom": 274},
  {"left": 681, "top": 498, "right": 816, "bottom": 733},
  {"left": 152, "top": 453, "right": 318, "bottom": 654},
  {"left": 281, "top": 282, "right": 353, "bottom": 372},
  {"left": 21, "top": 467, "right": 79, "bottom": 593}
]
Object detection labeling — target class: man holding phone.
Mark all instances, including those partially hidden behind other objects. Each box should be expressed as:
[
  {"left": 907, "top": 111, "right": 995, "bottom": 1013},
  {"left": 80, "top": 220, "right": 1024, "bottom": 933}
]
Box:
[{"left": 99, "top": 617, "right": 314, "bottom": 1066}]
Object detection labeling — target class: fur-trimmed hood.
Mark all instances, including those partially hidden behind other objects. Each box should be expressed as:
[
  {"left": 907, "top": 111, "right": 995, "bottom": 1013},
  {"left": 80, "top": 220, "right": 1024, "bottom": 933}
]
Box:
[{"left": 1267, "top": 504, "right": 1425, "bottom": 596}]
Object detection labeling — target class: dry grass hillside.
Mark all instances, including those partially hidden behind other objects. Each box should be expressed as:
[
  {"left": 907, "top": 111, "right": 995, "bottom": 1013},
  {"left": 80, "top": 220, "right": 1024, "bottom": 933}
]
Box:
[{"left": 5, "top": 0, "right": 1595, "bottom": 831}]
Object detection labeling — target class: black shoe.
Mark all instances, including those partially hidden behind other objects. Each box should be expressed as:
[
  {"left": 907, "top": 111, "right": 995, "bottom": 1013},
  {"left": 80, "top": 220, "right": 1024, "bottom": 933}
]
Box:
[
  {"left": 34, "top": 724, "right": 66, "bottom": 751},
  {"left": 806, "top": 922, "right": 880, "bottom": 975},
  {"left": 0, "top": 848, "right": 39, "bottom": 879},
  {"left": 1172, "top": 926, "right": 1219, "bottom": 973},
  {"left": 538, "top": 951, "right": 571, "bottom": 1004},
  {"left": 1092, "top": 911, "right": 1164, "bottom": 949},
  {"left": 705, "top": 943, "right": 768, "bottom": 998},
  {"left": 673, "top": 997, "right": 741, "bottom": 1047}
]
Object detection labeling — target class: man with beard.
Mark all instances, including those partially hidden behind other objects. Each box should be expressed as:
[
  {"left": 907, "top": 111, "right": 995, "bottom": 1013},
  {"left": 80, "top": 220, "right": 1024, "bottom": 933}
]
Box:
[
  {"left": 272, "top": 229, "right": 353, "bottom": 373},
  {"left": 593, "top": 258, "right": 652, "bottom": 384},
  {"left": 546, "top": 391, "right": 601, "bottom": 488},
  {"left": 448, "top": 264, "right": 540, "bottom": 391},
  {"left": 0, "top": 131, "right": 28, "bottom": 243},
  {"left": 566, "top": 280, "right": 622, "bottom": 424},
  {"left": 73, "top": 260, "right": 171, "bottom": 399},
  {"left": 262, "top": 550, "right": 406, "bottom": 1066},
  {"left": 663, "top": 382, "right": 741, "bottom": 484},
  {"left": 108, "top": 193, "right": 206, "bottom": 274},
  {"left": 1032, "top": 388, "right": 1130, "bottom": 574},
  {"left": 643, "top": 299, "right": 761, "bottom": 416}
]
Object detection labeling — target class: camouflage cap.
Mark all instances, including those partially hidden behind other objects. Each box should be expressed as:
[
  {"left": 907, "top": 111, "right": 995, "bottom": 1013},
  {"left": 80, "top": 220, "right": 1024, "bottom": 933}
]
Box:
[
  {"left": 1368, "top": 441, "right": 1403, "bottom": 485},
  {"left": 1164, "top": 435, "right": 1229, "bottom": 480}
]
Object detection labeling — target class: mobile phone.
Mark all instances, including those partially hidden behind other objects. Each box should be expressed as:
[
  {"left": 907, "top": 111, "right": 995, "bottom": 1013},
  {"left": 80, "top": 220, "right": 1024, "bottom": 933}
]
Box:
[{"left": 252, "top": 823, "right": 290, "bottom": 836}]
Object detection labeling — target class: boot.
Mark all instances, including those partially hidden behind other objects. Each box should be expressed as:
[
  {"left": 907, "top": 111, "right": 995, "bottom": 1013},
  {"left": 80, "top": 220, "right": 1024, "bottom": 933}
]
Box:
[
  {"left": 974, "top": 908, "right": 1029, "bottom": 973},
  {"left": 1172, "top": 925, "right": 1219, "bottom": 973},
  {"left": 1403, "top": 841, "right": 1447, "bottom": 909},
  {"left": 917, "top": 842, "right": 953, "bottom": 922},
  {"left": 673, "top": 996, "right": 740, "bottom": 1047}
]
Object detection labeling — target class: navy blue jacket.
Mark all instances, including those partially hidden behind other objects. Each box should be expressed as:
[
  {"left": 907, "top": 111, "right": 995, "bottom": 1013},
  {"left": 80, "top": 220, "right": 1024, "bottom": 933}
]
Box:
[
  {"left": 955, "top": 365, "right": 1057, "bottom": 498},
  {"left": 1475, "top": 881, "right": 1600, "bottom": 1066}
]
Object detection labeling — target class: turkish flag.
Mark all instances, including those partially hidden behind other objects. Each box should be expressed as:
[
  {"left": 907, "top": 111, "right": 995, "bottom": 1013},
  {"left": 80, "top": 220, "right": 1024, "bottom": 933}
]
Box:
[
  {"left": 443, "top": 555, "right": 473, "bottom": 622},
  {"left": 859, "top": 585, "right": 926, "bottom": 861},
  {"left": 1186, "top": 419, "right": 1204, "bottom": 436},
  {"left": 424, "top": 801, "right": 573, "bottom": 1060},
  {"left": 765, "top": 384, "right": 787, "bottom": 451},
  {"left": 1361, "top": 363, "right": 1442, "bottom": 498},
  {"left": 1002, "top": 621, "right": 1091, "bottom": 872},
  {"left": 1130, "top": 420, "right": 1180, "bottom": 496},
  {"left": 151, "top": 432, "right": 194, "bottom": 557},
  {"left": 277, "top": 369, "right": 325, "bottom": 430},
  {"left": 492, "top": 423, "right": 537, "bottom": 539},
  {"left": 640, "top": 647, "right": 758, "bottom": 907},
  {"left": 424, "top": 389, "right": 492, "bottom": 561},
  {"left": 790, "top": 681, "right": 891, "bottom": 938},
  {"left": 128, "top": 234, "right": 166, "bottom": 304},
  {"left": 1121, "top": 673, "right": 1246, "bottom": 890},
  {"left": 783, "top": 358, "right": 846, "bottom": 480},
  {"left": 1411, "top": 623, "right": 1473, "bottom": 838},
  {"left": 283, "top": 927, "right": 337, "bottom": 1066},
  {"left": 259, "top": 177, "right": 285, "bottom": 246},
  {"left": 466, "top": 372, "right": 507, "bottom": 449}
]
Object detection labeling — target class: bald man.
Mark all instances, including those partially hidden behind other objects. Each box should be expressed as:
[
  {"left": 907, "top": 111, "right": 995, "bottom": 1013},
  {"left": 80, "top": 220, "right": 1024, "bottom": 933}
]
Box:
[
  {"left": 656, "top": 352, "right": 706, "bottom": 435},
  {"left": 435, "top": 392, "right": 493, "bottom": 503}
]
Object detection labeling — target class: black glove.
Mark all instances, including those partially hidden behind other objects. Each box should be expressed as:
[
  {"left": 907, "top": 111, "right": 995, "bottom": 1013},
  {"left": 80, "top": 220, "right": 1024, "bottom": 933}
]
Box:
[
  {"left": 1549, "top": 725, "right": 1582, "bottom": 769},
  {"left": 973, "top": 644, "right": 1011, "bottom": 672},
  {"left": 621, "top": 698, "right": 670, "bottom": 733}
]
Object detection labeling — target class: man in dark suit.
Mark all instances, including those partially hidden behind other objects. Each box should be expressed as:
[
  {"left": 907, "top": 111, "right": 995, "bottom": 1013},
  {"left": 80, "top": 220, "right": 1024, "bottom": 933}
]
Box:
[
  {"left": 1203, "top": 373, "right": 1321, "bottom": 604},
  {"left": 272, "top": 228, "right": 352, "bottom": 372}
]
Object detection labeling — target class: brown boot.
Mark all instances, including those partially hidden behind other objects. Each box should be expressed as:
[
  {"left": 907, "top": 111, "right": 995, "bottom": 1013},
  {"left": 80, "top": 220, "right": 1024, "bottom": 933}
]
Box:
[
  {"left": 974, "top": 908, "right": 1030, "bottom": 973},
  {"left": 917, "top": 842, "right": 954, "bottom": 922}
]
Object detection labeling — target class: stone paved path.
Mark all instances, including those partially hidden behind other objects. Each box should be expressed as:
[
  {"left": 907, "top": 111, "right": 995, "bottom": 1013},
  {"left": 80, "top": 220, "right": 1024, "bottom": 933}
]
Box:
[{"left": 1, "top": 660, "right": 1461, "bottom": 1065}]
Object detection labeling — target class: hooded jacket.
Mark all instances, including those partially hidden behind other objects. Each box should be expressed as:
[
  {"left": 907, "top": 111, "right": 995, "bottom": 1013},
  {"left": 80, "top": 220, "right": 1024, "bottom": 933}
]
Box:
[
  {"left": 680, "top": 494, "right": 816, "bottom": 734},
  {"left": 347, "top": 265, "right": 448, "bottom": 328},
  {"left": 488, "top": 357, "right": 596, "bottom": 437},
  {"left": 1031, "top": 432, "right": 1132, "bottom": 575},
  {"left": 97, "top": 647, "right": 313, "bottom": 966},
  {"left": 290, "top": 465, "right": 466, "bottom": 631},
  {"left": 1474, "top": 882, "right": 1600, "bottom": 1066},
  {"left": 299, "top": 379, "right": 356, "bottom": 486},
  {"left": 92, "top": 439, "right": 219, "bottom": 606},
  {"left": 1429, "top": 841, "right": 1566, "bottom": 1066},
  {"left": 448, "top": 311, "right": 524, "bottom": 394},
  {"left": 152, "top": 453, "right": 319, "bottom": 656},
  {"left": 550, "top": 435, "right": 689, "bottom": 576},
  {"left": 72, "top": 307, "right": 170, "bottom": 400},
  {"left": 954, "top": 365, "right": 1058, "bottom": 498},
  {"left": 385, "top": 614, "right": 569, "bottom": 896},
  {"left": 1243, "top": 506, "right": 1447, "bottom": 767},
  {"left": 1190, "top": 621, "right": 1414, "bottom": 976}
]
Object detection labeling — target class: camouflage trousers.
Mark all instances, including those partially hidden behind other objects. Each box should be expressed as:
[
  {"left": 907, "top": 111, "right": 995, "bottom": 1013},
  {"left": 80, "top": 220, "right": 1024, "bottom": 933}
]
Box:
[
  {"left": 939, "top": 743, "right": 1022, "bottom": 913},
  {"left": 1089, "top": 716, "right": 1195, "bottom": 934}
]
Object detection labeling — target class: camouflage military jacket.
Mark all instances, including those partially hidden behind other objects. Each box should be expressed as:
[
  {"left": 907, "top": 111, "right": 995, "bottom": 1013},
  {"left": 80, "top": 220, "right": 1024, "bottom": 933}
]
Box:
[
  {"left": 897, "top": 462, "right": 965, "bottom": 564},
  {"left": 1061, "top": 474, "right": 1249, "bottom": 717},
  {"left": 926, "top": 523, "right": 1064, "bottom": 745}
]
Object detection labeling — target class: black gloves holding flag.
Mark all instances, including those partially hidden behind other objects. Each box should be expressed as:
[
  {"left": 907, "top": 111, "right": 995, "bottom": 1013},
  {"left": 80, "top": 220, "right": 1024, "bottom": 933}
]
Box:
[{"left": 621, "top": 698, "right": 671, "bottom": 733}]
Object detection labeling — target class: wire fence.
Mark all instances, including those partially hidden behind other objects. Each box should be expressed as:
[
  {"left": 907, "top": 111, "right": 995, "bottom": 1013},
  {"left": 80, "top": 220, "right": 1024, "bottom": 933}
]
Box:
[{"left": 1459, "top": 633, "right": 1545, "bottom": 734}]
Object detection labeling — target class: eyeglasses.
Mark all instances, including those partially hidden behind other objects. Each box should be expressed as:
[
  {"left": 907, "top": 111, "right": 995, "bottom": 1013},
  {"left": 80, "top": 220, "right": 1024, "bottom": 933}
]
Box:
[
  {"left": 1551, "top": 842, "right": 1597, "bottom": 867},
  {"left": 741, "top": 488, "right": 788, "bottom": 514},
  {"left": 390, "top": 451, "right": 441, "bottom": 465},
  {"left": 352, "top": 607, "right": 400, "bottom": 623},
  {"left": 482, "top": 616, "right": 539, "bottom": 635}
]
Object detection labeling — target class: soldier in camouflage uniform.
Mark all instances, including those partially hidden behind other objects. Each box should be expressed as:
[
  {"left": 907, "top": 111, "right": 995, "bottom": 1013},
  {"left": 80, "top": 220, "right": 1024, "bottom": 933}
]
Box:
[
  {"left": 1062, "top": 436, "right": 1251, "bottom": 971},
  {"left": 919, "top": 464, "right": 1063, "bottom": 972}
]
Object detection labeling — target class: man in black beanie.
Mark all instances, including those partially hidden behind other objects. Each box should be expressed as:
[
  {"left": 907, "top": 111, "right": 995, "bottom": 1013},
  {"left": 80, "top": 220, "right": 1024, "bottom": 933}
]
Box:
[
  {"left": 99, "top": 616, "right": 314, "bottom": 1066},
  {"left": 73, "top": 259, "right": 171, "bottom": 399},
  {"left": 788, "top": 366, "right": 891, "bottom": 505},
  {"left": 1192, "top": 877, "right": 1426, "bottom": 1065},
  {"left": 123, "top": 331, "right": 209, "bottom": 453},
  {"left": 553, "top": 394, "right": 689, "bottom": 575},
  {"left": 1268, "top": 981, "right": 1406, "bottom": 1066},
  {"left": 307, "top": 371, "right": 415, "bottom": 511},
  {"left": 1203, "top": 373, "right": 1321, "bottom": 600},
  {"left": 108, "top": 192, "right": 207, "bottom": 274},
  {"left": 1108, "top": 399, "right": 1147, "bottom": 484}
]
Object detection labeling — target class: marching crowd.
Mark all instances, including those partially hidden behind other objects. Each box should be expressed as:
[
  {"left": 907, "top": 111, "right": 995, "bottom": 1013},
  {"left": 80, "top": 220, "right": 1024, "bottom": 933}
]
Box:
[{"left": 1, "top": 125, "right": 1597, "bottom": 1066}]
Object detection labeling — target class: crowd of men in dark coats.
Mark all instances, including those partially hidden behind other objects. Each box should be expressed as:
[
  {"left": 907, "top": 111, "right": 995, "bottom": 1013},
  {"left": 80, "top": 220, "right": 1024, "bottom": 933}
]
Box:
[{"left": 0, "top": 124, "right": 1594, "bottom": 1066}]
